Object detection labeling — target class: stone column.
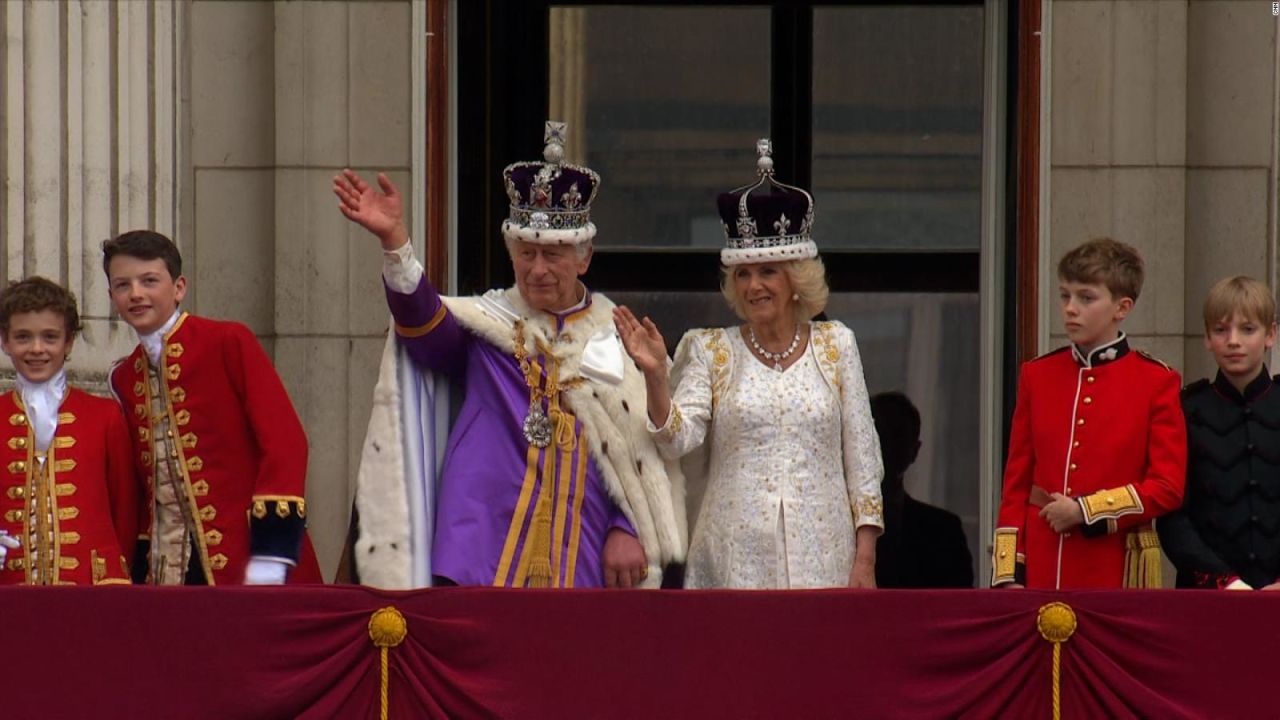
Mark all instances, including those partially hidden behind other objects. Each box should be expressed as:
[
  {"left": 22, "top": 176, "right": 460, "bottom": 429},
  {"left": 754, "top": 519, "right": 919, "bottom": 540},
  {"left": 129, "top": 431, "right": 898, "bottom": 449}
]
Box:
[{"left": 1, "top": 0, "right": 186, "bottom": 389}]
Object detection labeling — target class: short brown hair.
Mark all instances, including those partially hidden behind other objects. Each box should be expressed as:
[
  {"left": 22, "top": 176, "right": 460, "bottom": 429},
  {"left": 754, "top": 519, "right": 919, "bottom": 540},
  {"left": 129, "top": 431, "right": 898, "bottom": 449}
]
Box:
[
  {"left": 0, "top": 277, "right": 82, "bottom": 340},
  {"left": 1203, "top": 275, "right": 1276, "bottom": 331},
  {"left": 1057, "top": 237, "right": 1144, "bottom": 302},
  {"left": 101, "top": 230, "right": 183, "bottom": 280}
]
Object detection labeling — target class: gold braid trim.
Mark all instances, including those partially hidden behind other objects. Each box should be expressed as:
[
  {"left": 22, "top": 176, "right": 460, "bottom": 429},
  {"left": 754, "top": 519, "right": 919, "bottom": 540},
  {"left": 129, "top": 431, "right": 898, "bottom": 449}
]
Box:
[
  {"left": 394, "top": 303, "right": 448, "bottom": 338},
  {"left": 992, "top": 528, "right": 1019, "bottom": 585},
  {"left": 1079, "top": 484, "right": 1143, "bottom": 524}
]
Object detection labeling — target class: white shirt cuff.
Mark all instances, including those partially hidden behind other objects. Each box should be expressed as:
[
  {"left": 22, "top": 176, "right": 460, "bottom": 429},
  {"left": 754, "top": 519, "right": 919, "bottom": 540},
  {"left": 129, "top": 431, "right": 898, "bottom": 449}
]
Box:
[
  {"left": 244, "top": 556, "right": 293, "bottom": 585},
  {"left": 382, "top": 239, "right": 424, "bottom": 294}
]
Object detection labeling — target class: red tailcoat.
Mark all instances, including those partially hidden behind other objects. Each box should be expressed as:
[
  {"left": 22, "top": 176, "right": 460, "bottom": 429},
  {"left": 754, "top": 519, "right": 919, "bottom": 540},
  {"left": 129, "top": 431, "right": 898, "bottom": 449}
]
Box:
[
  {"left": 994, "top": 337, "right": 1186, "bottom": 588},
  {"left": 0, "top": 389, "right": 137, "bottom": 585},
  {"left": 109, "top": 313, "right": 321, "bottom": 584}
]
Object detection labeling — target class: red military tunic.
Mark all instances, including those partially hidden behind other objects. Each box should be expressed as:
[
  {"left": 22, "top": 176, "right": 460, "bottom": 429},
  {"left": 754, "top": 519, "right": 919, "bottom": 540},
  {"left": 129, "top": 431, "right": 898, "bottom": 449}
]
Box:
[
  {"left": 109, "top": 313, "right": 321, "bottom": 585},
  {"left": 0, "top": 389, "right": 137, "bottom": 585},
  {"left": 993, "top": 335, "right": 1186, "bottom": 588}
]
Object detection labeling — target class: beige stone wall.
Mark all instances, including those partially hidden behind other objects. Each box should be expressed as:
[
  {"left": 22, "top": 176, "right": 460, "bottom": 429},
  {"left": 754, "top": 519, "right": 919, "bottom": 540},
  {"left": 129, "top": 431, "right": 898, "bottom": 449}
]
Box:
[
  {"left": 190, "top": 0, "right": 413, "bottom": 580},
  {"left": 1048, "top": 0, "right": 1279, "bottom": 383}
]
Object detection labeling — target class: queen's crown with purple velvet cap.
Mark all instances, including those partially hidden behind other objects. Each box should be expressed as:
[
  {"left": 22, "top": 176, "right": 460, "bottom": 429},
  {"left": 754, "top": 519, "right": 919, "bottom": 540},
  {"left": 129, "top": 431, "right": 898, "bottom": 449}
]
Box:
[
  {"left": 501, "top": 121, "right": 600, "bottom": 245},
  {"left": 717, "top": 138, "right": 817, "bottom": 266}
]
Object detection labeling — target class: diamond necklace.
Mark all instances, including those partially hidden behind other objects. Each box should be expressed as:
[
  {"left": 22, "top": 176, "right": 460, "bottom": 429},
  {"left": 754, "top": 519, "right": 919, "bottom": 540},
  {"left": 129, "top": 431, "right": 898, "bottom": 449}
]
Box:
[{"left": 748, "top": 324, "right": 802, "bottom": 371}]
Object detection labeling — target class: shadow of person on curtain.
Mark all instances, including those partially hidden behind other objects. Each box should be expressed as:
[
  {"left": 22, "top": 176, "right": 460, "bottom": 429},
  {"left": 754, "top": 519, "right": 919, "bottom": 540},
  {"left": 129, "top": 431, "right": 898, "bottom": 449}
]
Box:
[{"left": 871, "top": 391, "right": 974, "bottom": 588}]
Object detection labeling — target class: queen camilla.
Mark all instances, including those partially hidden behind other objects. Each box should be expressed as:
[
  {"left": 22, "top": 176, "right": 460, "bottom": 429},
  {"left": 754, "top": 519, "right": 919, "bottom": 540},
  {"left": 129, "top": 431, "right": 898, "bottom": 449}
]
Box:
[{"left": 614, "top": 140, "right": 885, "bottom": 589}]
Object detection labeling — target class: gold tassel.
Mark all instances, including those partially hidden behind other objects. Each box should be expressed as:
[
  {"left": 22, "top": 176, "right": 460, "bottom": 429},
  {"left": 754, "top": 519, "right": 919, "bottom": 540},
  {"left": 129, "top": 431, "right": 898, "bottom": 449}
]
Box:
[
  {"left": 523, "top": 438, "right": 559, "bottom": 588},
  {"left": 1037, "top": 603, "right": 1077, "bottom": 720},
  {"left": 368, "top": 607, "right": 408, "bottom": 720},
  {"left": 1123, "top": 526, "right": 1162, "bottom": 588}
]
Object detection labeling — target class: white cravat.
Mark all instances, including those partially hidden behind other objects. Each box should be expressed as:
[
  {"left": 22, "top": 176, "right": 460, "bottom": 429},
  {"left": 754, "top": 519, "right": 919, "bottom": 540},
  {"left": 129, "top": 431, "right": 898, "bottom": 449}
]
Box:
[
  {"left": 139, "top": 310, "right": 182, "bottom": 366},
  {"left": 16, "top": 369, "right": 67, "bottom": 454}
]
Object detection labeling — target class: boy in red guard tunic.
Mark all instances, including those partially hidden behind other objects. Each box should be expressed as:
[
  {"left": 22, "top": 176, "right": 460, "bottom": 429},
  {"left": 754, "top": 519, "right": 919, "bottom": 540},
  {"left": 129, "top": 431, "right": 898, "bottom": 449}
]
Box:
[
  {"left": 0, "top": 277, "right": 136, "bottom": 585},
  {"left": 992, "top": 238, "right": 1186, "bottom": 589},
  {"left": 103, "top": 231, "right": 321, "bottom": 585}
]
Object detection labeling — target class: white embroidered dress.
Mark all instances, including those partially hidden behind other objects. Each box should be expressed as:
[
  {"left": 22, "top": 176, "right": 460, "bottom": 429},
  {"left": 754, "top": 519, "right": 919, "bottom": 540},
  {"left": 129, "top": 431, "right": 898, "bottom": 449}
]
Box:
[{"left": 652, "top": 321, "right": 884, "bottom": 588}]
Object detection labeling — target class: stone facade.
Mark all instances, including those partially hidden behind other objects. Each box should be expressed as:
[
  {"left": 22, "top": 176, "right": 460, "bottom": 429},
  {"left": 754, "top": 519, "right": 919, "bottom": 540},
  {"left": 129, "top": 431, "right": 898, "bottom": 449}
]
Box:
[{"left": 1048, "top": 0, "right": 1279, "bottom": 382}]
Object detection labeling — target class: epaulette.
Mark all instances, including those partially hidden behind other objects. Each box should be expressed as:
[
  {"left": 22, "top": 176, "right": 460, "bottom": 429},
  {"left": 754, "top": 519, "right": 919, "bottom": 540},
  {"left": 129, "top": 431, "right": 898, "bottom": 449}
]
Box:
[
  {"left": 1027, "top": 346, "right": 1072, "bottom": 364},
  {"left": 1135, "top": 349, "right": 1173, "bottom": 371},
  {"left": 1181, "top": 378, "right": 1210, "bottom": 398}
]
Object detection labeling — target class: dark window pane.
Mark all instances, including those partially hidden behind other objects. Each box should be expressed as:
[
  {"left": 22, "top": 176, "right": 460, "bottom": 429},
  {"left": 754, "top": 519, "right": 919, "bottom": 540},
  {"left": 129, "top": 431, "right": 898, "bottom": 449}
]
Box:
[
  {"left": 812, "top": 6, "right": 984, "bottom": 250},
  {"left": 549, "top": 7, "right": 771, "bottom": 249}
]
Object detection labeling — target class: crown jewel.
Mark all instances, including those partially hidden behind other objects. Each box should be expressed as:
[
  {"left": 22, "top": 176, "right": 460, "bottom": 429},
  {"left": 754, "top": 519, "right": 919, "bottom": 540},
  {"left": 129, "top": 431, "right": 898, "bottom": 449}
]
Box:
[
  {"left": 717, "top": 138, "right": 818, "bottom": 265},
  {"left": 501, "top": 121, "right": 600, "bottom": 245}
]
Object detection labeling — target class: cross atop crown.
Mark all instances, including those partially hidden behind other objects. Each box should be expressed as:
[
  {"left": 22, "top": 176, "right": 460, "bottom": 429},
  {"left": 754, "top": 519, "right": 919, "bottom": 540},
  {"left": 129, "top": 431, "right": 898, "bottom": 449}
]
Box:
[{"left": 756, "top": 137, "right": 775, "bottom": 176}]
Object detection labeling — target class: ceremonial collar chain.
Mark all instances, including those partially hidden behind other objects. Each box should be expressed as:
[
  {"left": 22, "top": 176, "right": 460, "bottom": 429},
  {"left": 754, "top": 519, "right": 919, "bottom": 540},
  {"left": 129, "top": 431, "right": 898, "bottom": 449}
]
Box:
[{"left": 514, "top": 320, "right": 583, "bottom": 449}]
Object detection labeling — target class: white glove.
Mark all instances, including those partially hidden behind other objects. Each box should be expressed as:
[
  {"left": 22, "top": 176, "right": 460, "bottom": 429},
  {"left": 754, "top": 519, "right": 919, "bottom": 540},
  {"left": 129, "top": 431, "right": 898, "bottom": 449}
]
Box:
[
  {"left": 243, "top": 556, "right": 289, "bottom": 585},
  {"left": 1225, "top": 578, "right": 1253, "bottom": 591},
  {"left": 0, "top": 531, "right": 19, "bottom": 565}
]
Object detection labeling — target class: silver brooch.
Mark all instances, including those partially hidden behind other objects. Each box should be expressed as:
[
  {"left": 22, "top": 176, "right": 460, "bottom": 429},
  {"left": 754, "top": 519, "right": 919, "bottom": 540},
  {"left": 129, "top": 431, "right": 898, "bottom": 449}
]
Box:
[{"left": 523, "top": 403, "right": 552, "bottom": 448}]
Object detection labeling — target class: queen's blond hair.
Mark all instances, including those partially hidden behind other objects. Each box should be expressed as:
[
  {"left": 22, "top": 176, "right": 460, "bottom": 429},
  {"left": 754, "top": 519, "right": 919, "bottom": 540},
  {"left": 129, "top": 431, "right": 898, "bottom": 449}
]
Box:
[{"left": 720, "top": 257, "right": 829, "bottom": 322}]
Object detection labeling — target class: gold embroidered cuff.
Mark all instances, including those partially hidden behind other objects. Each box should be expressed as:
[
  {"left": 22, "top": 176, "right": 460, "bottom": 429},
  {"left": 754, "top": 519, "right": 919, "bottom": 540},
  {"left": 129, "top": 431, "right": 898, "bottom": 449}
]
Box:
[
  {"left": 992, "top": 528, "right": 1019, "bottom": 585},
  {"left": 1079, "top": 485, "right": 1144, "bottom": 524},
  {"left": 853, "top": 495, "right": 884, "bottom": 527},
  {"left": 653, "top": 405, "right": 683, "bottom": 443}
]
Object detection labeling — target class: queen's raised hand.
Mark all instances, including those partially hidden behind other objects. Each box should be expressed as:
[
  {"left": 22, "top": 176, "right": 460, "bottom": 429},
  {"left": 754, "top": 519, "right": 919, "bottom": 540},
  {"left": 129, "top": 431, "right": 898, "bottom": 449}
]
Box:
[{"left": 613, "top": 306, "right": 667, "bottom": 377}]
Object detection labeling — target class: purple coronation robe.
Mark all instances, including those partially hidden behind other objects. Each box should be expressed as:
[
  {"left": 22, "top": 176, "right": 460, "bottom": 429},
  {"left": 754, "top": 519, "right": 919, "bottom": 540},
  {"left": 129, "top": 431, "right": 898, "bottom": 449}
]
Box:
[{"left": 387, "top": 278, "right": 634, "bottom": 587}]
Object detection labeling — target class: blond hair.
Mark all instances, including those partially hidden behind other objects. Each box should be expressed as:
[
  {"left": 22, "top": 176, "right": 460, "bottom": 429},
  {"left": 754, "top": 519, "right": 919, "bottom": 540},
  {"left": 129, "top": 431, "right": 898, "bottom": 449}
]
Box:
[
  {"left": 1203, "top": 275, "right": 1276, "bottom": 331},
  {"left": 720, "top": 257, "right": 829, "bottom": 323},
  {"left": 1057, "top": 237, "right": 1144, "bottom": 302}
]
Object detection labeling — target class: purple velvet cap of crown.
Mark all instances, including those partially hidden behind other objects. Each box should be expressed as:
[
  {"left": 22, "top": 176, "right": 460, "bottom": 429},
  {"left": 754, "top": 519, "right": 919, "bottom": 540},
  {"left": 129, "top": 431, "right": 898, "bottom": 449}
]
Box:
[
  {"left": 505, "top": 164, "right": 598, "bottom": 210},
  {"left": 716, "top": 138, "right": 818, "bottom": 265},
  {"left": 716, "top": 188, "right": 813, "bottom": 245},
  {"left": 501, "top": 121, "right": 601, "bottom": 245}
]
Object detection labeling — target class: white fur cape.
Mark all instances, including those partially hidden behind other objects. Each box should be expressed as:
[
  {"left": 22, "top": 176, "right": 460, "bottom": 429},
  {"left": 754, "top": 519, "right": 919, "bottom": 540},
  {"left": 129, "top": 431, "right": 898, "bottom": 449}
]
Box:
[{"left": 354, "top": 287, "right": 687, "bottom": 589}]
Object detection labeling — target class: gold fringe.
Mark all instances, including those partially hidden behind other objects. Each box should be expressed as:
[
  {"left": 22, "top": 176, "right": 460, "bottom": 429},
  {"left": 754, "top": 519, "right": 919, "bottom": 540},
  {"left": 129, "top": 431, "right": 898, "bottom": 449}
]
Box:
[{"left": 1123, "top": 526, "right": 1163, "bottom": 588}]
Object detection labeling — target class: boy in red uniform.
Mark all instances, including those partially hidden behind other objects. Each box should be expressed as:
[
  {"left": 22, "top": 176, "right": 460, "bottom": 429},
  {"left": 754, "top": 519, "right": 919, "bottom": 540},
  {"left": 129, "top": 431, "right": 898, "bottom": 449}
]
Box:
[
  {"left": 0, "top": 277, "right": 136, "bottom": 585},
  {"left": 992, "top": 238, "right": 1186, "bottom": 589},
  {"left": 103, "top": 230, "right": 321, "bottom": 584}
]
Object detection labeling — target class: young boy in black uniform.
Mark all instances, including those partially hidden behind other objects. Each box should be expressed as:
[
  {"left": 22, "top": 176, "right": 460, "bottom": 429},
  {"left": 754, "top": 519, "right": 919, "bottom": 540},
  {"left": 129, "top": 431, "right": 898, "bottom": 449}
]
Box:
[{"left": 1159, "top": 276, "right": 1280, "bottom": 590}]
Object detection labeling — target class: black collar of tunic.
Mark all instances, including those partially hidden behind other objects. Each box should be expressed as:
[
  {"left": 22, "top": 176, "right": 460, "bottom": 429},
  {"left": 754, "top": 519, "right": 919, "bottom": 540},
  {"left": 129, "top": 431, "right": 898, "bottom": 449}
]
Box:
[
  {"left": 1071, "top": 333, "right": 1129, "bottom": 369},
  {"left": 1212, "top": 365, "right": 1274, "bottom": 405}
]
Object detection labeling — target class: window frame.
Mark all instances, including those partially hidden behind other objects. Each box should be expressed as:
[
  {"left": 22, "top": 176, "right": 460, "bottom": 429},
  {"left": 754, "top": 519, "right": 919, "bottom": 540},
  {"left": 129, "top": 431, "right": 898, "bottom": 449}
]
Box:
[{"left": 454, "top": 0, "right": 985, "bottom": 297}]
